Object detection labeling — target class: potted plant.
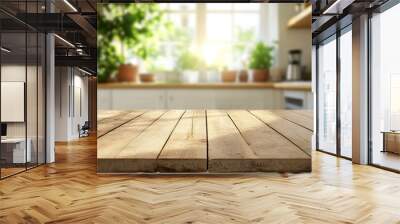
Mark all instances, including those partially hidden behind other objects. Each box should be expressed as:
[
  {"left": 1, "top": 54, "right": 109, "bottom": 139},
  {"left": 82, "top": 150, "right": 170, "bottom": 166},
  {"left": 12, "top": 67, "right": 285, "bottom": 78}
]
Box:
[
  {"left": 205, "top": 63, "right": 221, "bottom": 83},
  {"left": 176, "top": 51, "right": 205, "bottom": 83},
  {"left": 238, "top": 57, "right": 249, "bottom": 83},
  {"left": 221, "top": 67, "right": 237, "bottom": 83},
  {"left": 97, "top": 4, "right": 168, "bottom": 82},
  {"left": 238, "top": 70, "right": 248, "bottom": 82},
  {"left": 248, "top": 42, "right": 273, "bottom": 82},
  {"left": 97, "top": 43, "right": 124, "bottom": 83}
]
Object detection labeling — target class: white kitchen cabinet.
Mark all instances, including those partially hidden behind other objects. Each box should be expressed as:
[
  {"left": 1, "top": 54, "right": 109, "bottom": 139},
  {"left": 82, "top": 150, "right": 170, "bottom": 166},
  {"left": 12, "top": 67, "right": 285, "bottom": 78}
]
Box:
[
  {"left": 98, "top": 89, "right": 112, "bottom": 110},
  {"left": 167, "top": 89, "right": 281, "bottom": 109},
  {"left": 214, "top": 89, "right": 276, "bottom": 109},
  {"left": 98, "top": 88, "right": 312, "bottom": 110},
  {"left": 111, "top": 89, "right": 166, "bottom": 109},
  {"left": 167, "top": 90, "right": 216, "bottom": 109}
]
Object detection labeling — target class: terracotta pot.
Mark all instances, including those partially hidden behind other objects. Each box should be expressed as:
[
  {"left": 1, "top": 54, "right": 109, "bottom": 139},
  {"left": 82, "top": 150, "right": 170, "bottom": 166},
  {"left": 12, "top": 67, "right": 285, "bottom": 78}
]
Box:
[
  {"left": 252, "top": 69, "right": 269, "bottom": 82},
  {"left": 238, "top": 70, "right": 248, "bottom": 82},
  {"left": 221, "top": 70, "right": 237, "bottom": 82},
  {"left": 117, "top": 64, "right": 138, "bottom": 82},
  {"left": 140, "top": 73, "right": 155, "bottom": 83}
]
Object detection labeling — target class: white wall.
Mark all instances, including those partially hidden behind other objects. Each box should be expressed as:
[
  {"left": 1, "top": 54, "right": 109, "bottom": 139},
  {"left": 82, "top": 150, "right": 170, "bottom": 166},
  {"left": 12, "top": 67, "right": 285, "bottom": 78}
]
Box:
[
  {"left": 72, "top": 73, "right": 89, "bottom": 138},
  {"left": 277, "top": 4, "right": 311, "bottom": 73},
  {"left": 55, "top": 67, "right": 89, "bottom": 141}
]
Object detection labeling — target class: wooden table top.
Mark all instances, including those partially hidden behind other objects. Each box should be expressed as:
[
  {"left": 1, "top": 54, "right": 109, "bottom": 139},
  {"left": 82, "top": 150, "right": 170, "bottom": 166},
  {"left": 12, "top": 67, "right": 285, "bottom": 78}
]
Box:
[{"left": 97, "top": 110, "right": 313, "bottom": 173}]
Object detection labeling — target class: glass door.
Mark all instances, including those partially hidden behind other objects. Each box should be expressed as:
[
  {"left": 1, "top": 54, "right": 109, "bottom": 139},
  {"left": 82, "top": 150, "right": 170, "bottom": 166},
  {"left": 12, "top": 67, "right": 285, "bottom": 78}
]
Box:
[
  {"left": 317, "top": 35, "right": 337, "bottom": 154},
  {"left": 370, "top": 2, "right": 400, "bottom": 171},
  {"left": 339, "top": 27, "right": 352, "bottom": 158}
]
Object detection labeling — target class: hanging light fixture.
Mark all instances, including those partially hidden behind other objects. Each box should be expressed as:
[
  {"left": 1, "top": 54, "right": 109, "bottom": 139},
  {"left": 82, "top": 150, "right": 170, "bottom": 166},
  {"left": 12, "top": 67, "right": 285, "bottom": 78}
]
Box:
[
  {"left": 54, "top": 34, "right": 75, "bottom": 48},
  {"left": 1, "top": 47, "right": 11, "bottom": 53},
  {"left": 63, "top": 0, "right": 78, "bottom": 12}
]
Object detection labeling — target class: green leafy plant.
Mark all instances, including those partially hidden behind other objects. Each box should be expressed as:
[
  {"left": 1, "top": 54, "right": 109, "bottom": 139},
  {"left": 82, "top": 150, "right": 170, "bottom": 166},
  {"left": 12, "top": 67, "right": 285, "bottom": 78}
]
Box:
[
  {"left": 248, "top": 42, "right": 274, "bottom": 70},
  {"left": 176, "top": 51, "right": 205, "bottom": 71},
  {"left": 97, "top": 4, "right": 170, "bottom": 82},
  {"left": 97, "top": 43, "right": 124, "bottom": 83}
]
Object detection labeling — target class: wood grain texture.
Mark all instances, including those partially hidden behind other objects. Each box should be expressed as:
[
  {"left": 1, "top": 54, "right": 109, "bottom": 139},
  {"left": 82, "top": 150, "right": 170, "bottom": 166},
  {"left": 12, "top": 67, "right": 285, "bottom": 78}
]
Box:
[
  {"left": 97, "top": 110, "right": 166, "bottom": 172},
  {"left": 250, "top": 110, "right": 313, "bottom": 156},
  {"left": 207, "top": 110, "right": 310, "bottom": 172},
  {"left": 97, "top": 111, "right": 165, "bottom": 158},
  {"left": 272, "top": 110, "right": 314, "bottom": 131},
  {"left": 157, "top": 110, "right": 207, "bottom": 172},
  {"left": 97, "top": 110, "right": 145, "bottom": 137},
  {"left": 295, "top": 109, "right": 313, "bottom": 118},
  {"left": 208, "top": 110, "right": 310, "bottom": 172},
  {"left": 227, "top": 110, "right": 309, "bottom": 160},
  {"left": 1, "top": 135, "right": 400, "bottom": 223},
  {"left": 110, "top": 110, "right": 184, "bottom": 172},
  {"left": 207, "top": 110, "right": 255, "bottom": 160},
  {"left": 97, "top": 110, "right": 125, "bottom": 121},
  {"left": 98, "top": 110, "right": 312, "bottom": 173}
]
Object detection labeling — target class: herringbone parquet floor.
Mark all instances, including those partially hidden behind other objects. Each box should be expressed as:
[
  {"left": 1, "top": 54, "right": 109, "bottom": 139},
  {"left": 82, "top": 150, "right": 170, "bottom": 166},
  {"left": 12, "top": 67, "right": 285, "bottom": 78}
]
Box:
[{"left": 1, "top": 135, "right": 400, "bottom": 223}]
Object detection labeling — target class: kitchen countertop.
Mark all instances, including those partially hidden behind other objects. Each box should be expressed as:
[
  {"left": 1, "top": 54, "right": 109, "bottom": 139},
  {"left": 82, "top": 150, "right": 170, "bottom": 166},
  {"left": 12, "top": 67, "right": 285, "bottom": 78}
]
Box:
[{"left": 97, "top": 81, "right": 312, "bottom": 91}]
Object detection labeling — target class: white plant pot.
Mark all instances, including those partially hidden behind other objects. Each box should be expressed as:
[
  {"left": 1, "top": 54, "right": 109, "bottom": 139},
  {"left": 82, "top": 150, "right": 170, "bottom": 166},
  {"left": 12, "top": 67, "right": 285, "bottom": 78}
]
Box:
[
  {"left": 205, "top": 70, "right": 220, "bottom": 83},
  {"left": 181, "top": 70, "right": 199, "bottom": 83}
]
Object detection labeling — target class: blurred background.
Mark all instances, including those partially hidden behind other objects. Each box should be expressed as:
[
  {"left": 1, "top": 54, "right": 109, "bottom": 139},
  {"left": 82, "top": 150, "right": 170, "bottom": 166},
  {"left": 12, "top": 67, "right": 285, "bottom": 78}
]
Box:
[{"left": 97, "top": 3, "right": 312, "bottom": 110}]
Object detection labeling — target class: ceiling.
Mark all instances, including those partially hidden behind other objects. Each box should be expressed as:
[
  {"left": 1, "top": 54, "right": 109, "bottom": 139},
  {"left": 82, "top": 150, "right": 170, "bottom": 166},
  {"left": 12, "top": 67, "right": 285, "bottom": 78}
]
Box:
[{"left": 0, "top": 0, "right": 97, "bottom": 74}]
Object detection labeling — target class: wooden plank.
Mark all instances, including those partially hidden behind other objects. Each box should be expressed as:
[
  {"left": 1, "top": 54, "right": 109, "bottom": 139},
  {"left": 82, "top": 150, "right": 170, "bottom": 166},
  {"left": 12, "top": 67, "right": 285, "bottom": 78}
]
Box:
[
  {"left": 295, "top": 110, "right": 313, "bottom": 119},
  {"left": 272, "top": 110, "right": 313, "bottom": 131},
  {"left": 113, "top": 110, "right": 185, "bottom": 172},
  {"left": 250, "top": 110, "right": 313, "bottom": 156},
  {"left": 97, "top": 110, "right": 165, "bottom": 158},
  {"left": 98, "top": 109, "right": 313, "bottom": 173},
  {"left": 97, "top": 111, "right": 145, "bottom": 138},
  {"left": 208, "top": 110, "right": 310, "bottom": 172},
  {"left": 97, "top": 110, "right": 166, "bottom": 172},
  {"left": 97, "top": 110, "right": 124, "bottom": 121},
  {"left": 207, "top": 110, "right": 256, "bottom": 172},
  {"left": 157, "top": 110, "right": 207, "bottom": 172},
  {"left": 228, "top": 110, "right": 310, "bottom": 170}
]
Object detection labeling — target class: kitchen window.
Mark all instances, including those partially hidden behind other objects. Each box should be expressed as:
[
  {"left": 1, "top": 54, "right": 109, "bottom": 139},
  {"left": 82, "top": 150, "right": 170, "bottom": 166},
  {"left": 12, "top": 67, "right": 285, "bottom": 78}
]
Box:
[{"left": 155, "top": 3, "right": 262, "bottom": 71}]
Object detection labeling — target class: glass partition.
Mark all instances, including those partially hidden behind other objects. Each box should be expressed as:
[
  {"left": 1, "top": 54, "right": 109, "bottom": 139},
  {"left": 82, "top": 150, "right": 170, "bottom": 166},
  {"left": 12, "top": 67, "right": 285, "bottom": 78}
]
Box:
[
  {"left": 1, "top": 30, "right": 28, "bottom": 177},
  {"left": 370, "top": 3, "right": 400, "bottom": 171},
  {"left": 0, "top": 1, "right": 46, "bottom": 179},
  {"left": 339, "top": 28, "right": 352, "bottom": 158},
  {"left": 317, "top": 36, "right": 337, "bottom": 154}
]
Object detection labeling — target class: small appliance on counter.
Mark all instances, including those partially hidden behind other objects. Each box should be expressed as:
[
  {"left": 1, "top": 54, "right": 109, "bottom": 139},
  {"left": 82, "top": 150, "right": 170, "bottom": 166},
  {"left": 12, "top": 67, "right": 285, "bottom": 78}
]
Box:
[{"left": 286, "top": 49, "right": 302, "bottom": 81}]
